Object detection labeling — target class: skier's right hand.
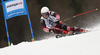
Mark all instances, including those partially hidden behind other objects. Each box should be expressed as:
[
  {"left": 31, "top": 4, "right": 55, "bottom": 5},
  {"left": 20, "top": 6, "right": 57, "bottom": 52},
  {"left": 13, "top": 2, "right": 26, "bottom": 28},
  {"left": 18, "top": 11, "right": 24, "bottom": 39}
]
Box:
[
  {"left": 50, "top": 27, "right": 63, "bottom": 31},
  {"left": 49, "top": 29, "right": 56, "bottom": 33}
]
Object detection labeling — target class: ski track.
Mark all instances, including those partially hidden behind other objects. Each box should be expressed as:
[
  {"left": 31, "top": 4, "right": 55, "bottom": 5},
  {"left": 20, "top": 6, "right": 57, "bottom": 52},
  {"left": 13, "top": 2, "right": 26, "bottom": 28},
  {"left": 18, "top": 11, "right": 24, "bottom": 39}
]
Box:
[{"left": 0, "top": 25, "right": 100, "bottom": 55}]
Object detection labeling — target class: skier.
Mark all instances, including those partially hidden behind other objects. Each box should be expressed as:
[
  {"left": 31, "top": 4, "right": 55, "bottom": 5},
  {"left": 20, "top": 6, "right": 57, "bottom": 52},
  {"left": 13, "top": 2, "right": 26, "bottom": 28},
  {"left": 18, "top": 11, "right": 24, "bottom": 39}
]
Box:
[{"left": 40, "top": 6, "right": 85, "bottom": 35}]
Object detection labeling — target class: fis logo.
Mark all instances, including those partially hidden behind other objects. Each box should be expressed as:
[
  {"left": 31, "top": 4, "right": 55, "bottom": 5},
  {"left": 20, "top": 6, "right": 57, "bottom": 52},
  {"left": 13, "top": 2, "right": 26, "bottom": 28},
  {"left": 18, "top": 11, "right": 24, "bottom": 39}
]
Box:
[{"left": 6, "top": 2, "right": 23, "bottom": 8}]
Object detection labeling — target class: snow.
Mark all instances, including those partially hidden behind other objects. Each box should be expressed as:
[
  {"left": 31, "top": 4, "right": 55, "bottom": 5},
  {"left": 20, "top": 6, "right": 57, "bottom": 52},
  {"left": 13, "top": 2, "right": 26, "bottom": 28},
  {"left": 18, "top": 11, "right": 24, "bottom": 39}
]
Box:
[{"left": 0, "top": 25, "right": 100, "bottom": 55}]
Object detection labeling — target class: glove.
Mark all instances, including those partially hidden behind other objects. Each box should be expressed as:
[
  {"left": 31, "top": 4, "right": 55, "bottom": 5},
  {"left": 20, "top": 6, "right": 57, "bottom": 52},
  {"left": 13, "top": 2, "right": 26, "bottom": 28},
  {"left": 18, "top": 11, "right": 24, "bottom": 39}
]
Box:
[
  {"left": 55, "top": 14, "right": 60, "bottom": 22},
  {"left": 49, "top": 29, "right": 56, "bottom": 33},
  {"left": 55, "top": 14, "right": 60, "bottom": 21}
]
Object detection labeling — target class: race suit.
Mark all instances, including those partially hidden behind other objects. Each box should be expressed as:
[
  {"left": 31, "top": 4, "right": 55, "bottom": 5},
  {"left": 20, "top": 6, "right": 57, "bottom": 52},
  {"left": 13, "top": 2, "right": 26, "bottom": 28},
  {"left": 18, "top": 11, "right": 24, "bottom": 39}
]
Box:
[{"left": 40, "top": 11, "right": 74, "bottom": 34}]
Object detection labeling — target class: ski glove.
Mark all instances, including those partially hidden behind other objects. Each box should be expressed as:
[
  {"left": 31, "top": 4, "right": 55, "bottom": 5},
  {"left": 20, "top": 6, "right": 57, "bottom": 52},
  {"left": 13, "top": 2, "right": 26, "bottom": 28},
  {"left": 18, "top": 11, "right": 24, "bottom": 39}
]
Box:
[{"left": 49, "top": 29, "right": 56, "bottom": 33}]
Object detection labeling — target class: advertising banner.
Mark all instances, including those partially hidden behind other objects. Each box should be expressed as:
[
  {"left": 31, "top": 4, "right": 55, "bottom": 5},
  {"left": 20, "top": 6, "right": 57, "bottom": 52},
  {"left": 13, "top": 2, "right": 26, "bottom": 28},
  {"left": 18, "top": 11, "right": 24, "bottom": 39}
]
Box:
[
  {"left": 2, "top": 0, "right": 34, "bottom": 46},
  {"left": 2, "top": 0, "right": 27, "bottom": 20}
]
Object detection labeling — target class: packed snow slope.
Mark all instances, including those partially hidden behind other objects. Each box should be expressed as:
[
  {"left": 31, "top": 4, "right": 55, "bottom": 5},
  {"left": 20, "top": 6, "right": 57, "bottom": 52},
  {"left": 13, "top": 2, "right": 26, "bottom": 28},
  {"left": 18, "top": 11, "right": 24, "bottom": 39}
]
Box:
[{"left": 0, "top": 25, "right": 100, "bottom": 55}]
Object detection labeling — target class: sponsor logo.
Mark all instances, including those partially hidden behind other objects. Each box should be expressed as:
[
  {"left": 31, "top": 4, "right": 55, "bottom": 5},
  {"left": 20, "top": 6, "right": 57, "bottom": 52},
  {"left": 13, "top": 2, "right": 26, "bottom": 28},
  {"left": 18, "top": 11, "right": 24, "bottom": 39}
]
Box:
[
  {"left": 8, "top": 10, "right": 25, "bottom": 18},
  {"left": 6, "top": 2, "right": 23, "bottom": 8}
]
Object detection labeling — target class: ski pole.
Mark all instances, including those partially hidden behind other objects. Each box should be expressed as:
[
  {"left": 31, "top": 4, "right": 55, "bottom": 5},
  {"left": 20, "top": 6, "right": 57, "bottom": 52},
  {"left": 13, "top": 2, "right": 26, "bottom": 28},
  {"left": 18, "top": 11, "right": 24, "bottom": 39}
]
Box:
[
  {"left": 63, "top": 8, "right": 98, "bottom": 22},
  {"left": 47, "top": 32, "right": 54, "bottom": 39}
]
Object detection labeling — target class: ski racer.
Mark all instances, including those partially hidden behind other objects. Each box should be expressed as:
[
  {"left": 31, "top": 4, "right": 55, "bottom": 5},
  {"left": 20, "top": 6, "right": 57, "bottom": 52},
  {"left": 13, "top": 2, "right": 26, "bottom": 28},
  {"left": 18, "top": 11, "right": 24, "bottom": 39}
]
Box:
[{"left": 40, "top": 6, "right": 85, "bottom": 35}]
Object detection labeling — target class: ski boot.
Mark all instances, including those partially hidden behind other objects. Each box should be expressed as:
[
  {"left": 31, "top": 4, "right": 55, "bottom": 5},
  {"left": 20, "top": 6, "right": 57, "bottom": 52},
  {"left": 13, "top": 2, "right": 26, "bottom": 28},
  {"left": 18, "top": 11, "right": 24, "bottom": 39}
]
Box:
[
  {"left": 73, "top": 27, "right": 89, "bottom": 34},
  {"left": 56, "top": 34, "right": 62, "bottom": 38}
]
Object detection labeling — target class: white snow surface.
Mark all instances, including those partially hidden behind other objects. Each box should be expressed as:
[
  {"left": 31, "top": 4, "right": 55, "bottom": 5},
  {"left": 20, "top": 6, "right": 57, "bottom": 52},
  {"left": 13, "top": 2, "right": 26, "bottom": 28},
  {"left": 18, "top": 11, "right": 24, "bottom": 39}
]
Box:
[{"left": 0, "top": 25, "right": 100, "bottom": 55}]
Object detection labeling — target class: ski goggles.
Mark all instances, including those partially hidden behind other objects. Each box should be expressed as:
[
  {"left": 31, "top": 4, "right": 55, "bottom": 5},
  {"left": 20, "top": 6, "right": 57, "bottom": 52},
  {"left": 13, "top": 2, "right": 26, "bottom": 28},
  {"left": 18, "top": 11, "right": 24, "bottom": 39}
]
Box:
[{"left": 42, "top": 12, "right": 49, "bottom": 16}]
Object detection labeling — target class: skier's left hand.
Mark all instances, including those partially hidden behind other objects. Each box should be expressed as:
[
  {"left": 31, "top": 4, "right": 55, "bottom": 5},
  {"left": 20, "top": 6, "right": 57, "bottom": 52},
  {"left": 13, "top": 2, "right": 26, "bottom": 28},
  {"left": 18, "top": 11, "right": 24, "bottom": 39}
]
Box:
[{"left": 55, "top": 14, "right": 60, "bottom": 22}]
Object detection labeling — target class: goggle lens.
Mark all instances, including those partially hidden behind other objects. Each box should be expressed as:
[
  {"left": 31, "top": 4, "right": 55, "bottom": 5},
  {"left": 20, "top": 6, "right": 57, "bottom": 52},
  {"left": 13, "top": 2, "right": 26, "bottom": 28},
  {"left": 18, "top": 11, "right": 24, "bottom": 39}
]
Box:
[{"left": 42, "top": 12, "right": 48, "bottom": 16}]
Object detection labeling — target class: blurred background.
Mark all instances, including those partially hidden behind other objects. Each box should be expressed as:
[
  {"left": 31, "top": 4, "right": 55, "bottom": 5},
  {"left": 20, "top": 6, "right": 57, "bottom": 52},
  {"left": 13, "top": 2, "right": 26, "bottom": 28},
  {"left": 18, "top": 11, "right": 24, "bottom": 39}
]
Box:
[{"left": 0, "top": 0, "right": 100, "bottom": 48}]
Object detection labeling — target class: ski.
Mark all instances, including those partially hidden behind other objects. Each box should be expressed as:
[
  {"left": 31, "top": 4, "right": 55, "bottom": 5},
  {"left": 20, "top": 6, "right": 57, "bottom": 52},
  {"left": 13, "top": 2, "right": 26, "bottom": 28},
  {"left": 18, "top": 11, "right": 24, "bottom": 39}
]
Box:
[{"left": 55, "top": 29, "right": 90, "bottom": 38}]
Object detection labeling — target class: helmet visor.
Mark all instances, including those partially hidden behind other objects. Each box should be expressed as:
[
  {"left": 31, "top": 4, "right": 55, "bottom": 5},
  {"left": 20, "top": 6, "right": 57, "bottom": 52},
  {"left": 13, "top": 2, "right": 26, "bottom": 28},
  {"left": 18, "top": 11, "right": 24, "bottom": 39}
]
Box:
[{"left": 42, "top": 12, "right": 48, "bottom": 16}]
